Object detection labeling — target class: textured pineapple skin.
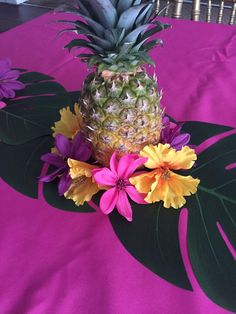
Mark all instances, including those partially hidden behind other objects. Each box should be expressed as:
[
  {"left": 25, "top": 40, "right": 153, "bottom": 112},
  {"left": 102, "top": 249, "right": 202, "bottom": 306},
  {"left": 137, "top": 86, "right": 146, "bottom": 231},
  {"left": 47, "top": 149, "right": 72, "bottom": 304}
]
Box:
[{"left": 81, "top": 70, "right": 162, "bottom": 166}]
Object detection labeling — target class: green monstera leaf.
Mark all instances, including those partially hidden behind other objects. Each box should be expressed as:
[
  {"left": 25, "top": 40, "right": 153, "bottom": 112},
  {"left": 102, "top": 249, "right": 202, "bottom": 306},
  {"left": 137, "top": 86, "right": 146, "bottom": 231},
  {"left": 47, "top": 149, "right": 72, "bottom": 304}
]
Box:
[
  {"left": 187, "top": 132, "right": 236, "bottom": 312},
  {"left": 0, "top": 71, "right": 73, "bottom": 145},
  {"left": 0, "top": 71, "right": 92, "bottom": 211},
  {"left": 0, "top": 71, "right": 80, "bottom": 199},
  {"left": 0, "top": 136, "right": 53, "bottom": 198},
  {"left": 109, "top": 123, "right": 236, "bottom": 312}
]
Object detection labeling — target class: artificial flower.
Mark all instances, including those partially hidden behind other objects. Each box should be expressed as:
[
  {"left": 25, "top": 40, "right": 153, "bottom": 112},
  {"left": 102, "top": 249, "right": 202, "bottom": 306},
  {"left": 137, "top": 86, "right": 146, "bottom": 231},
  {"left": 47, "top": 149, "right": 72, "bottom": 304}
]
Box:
[
  {"left": 160, "top": 116, "right": 191, "bottom": 150},
  {"left": 52, "top": 103, "right": 83, "bottom": 138},
  {"left": 130, "top": 144, "right": 200, "bottom": 209},
  {"left": 92, "top": 152, "right": 147, "bottom": 222},
  {"left": 40, "top": 132, "right": 92, "bottom": 195},
  {"left": 65, "top": 159, "right": 100, "bottom": 206},
  {"left": 0, "top": 58, "right": 25, "bottom": 100}
]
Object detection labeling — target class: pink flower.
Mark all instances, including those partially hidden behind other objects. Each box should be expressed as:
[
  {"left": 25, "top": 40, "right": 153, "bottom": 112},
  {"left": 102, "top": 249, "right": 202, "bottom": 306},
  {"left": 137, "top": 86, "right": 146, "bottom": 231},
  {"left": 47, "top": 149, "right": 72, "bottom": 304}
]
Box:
[
  {"left": 92, "top": 152, "right": 147, "bottom": 222},
  {"left": 0, "top": 101, "right": 6, "bottom": 109}
]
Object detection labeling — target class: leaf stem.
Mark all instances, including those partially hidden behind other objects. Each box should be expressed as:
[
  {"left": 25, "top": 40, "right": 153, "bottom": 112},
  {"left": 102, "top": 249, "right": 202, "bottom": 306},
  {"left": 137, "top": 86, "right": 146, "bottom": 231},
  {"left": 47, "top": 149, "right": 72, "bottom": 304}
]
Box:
[{"left": 198, "top": 185, "right": 236, "bottom": 205}]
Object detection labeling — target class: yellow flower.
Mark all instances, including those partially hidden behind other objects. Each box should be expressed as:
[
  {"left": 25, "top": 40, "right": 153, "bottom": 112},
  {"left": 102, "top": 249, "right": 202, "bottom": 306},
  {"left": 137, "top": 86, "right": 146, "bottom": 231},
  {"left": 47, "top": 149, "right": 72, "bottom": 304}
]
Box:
[
  {"left": 130, "top": 144, "right": 200, "bottom": 209},
  {"left": 52, "top": 103, "right": 83, "bottom": 139},
  {"left": 65, "top": 159, "right": 100, "bottom": 206}
]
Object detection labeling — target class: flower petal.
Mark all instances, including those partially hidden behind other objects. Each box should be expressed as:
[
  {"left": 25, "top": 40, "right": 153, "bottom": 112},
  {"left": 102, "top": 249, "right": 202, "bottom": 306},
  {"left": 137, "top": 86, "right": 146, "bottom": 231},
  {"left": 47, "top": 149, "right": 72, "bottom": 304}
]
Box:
[
  {"left": 140, "top": 144, "right": 169, "bottom": 169},
  {"left": 39, "top": 167, "right": 64, "bottom": 183},
  {"left": 141, "top": 144, "right": 197, "bottom": 170},
  {"left": 171, "top": 134, "right": 191, "bottom": 151},
  {"left": 55, "top": 134, "right": 71, "bottom": 158},
  {"left": 100, "top": 187, "right": 118, "bottom": 214},
  {"left": 93, "top": 168, "right": 117, "bottom": 186},
  {"left": 160, "top": 117, "right": 171, "bottom": 142},
  {"left": 117, "top": 154, "right": 147, "bottom": 179},
  {"left": 65, "top": 177, "right": 99, "bottom": 206},
  {"left": 2, "top": 80, "right": 25, "bottom": 91},
  {"left": 162, "top": 116, "right": 170, "bottom": 127},
  {"left": 0, "top": 58, "right": 11, "bottom": 75},
  {"left": 130, "top": 170, "right": 158, "bottom": 194},
  {"left": 126, "top": 156, "right": 148, "bottom": 178},
  {"left": 168, "top": 145, "right": 197, "bottom": 170},
  {"left": 0, "top": 85, "right": 15, "bottom": 98},
  {"left": 117, "top": 154, "right": 136, "bottom": 178},
  {"left": 125, "top": 186, "right": 147, "bottom": 204},
  {"left": 52, "top": 104, "right": 83, "bottom": 139},
  {"left": 58, "top": 172, "right": 72, "bottom": 196},
  {"left": 68, "top": 159, "right": 97, "bottom": 179},
  {"left": 41, "top": 153, "right": 65, "bottom": 168},
  {"left": 2, "top": 70, "right": 20, "bottom": 80},
  {"left": 0, "top": 101, "right": 6, "bottom": 109},
  {"left": 116, "top": 191, "right": 133, "bottom": 222},
  {"left": 110, "top": 152, "right": 118, "bottom": 175},
  {"left": 145, "top": 171, "right": 200, "bottom": 209},
  {"left": 72, "top": 133, "right": 92, "bottom": 161}
]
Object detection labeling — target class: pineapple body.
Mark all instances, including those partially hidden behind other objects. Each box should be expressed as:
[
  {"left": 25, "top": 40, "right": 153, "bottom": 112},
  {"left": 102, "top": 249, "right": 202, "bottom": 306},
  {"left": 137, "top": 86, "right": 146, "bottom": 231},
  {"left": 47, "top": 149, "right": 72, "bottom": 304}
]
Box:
[{"left": 81, "top": 70, "right": 162, "bottom": 165}]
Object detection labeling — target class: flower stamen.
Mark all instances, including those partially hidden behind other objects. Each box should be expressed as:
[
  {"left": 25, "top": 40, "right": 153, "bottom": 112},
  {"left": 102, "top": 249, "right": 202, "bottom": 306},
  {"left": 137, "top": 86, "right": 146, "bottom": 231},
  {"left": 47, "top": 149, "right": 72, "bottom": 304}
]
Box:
[
  {"left": 116, "top": 178, "right": 128, "bottom": 191},
  {"left": 161, "top": 168, "right": 171, "bottom": 181}
]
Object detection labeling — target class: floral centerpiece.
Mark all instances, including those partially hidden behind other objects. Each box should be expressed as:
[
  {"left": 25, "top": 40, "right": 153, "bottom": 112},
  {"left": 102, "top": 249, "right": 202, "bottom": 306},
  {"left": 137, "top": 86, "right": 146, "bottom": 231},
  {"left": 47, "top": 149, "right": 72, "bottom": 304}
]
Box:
[
  {"left": 0, "top": 0, "right": 235, "bottom": 312},
  {"left": 40, "top": 104, "right": 200, "bottom": 222}
]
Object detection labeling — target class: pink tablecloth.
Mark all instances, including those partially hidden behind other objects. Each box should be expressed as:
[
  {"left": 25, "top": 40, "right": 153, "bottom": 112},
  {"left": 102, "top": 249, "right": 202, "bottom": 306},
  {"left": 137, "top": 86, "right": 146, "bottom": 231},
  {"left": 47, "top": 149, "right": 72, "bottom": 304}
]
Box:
[{"left": 0, "top": 13, "right": 236, "bottom": 314}]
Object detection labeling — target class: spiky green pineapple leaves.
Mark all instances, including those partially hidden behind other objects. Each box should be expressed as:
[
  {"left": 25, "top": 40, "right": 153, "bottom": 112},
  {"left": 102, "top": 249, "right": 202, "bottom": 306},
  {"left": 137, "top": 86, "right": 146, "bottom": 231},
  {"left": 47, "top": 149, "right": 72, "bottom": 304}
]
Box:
[{"left": 58, "top": 1, "right": 171, "bottom": 72}]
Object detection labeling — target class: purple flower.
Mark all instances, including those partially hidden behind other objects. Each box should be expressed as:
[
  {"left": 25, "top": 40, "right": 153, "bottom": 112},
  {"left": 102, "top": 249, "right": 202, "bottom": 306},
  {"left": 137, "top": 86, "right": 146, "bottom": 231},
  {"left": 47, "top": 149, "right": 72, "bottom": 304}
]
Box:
[
  {"left": 0, "top": 58, "right": 25, "bottom": 100},
  {"left": 160, "top": 116, "right": 191, "bottom": 151},
  {"left": 40, "top": 132, "right": 92, "bottom": 196}
]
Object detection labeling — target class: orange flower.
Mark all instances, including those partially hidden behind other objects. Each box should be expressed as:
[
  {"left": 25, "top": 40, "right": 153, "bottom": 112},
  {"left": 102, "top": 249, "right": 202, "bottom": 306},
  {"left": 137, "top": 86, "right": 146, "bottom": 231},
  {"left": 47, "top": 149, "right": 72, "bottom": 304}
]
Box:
[
  {"left": 65, "top": 159, "right": 100, "bottom": 206},
  {"left": 52, "top": 103, "right": 83, "bottom": 139},
  {"left": 130, "top": 144, "right": 200, "bottom": 209}
]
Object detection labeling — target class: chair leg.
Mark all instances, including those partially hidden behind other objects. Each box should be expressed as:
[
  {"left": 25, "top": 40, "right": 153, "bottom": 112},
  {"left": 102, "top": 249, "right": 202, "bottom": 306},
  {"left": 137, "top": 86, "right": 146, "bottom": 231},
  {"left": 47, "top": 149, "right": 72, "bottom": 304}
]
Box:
[
  {"left": 172, "top": 0, "right": 184, "bottom": 19},
  {"left": 191, "top": 0, "right": 201, "bottom": 21},
  {"left": 217, "top": 0, "right": 224, "bottom": 23},
  {"left": 207, "top": 0, "right": 212, "bottom": 23},
  {"left": 155, "top": 0, "right": 161, "bottom": 14},
  {"left": 229, "top": 1, "right": 236, "bottom": 25},
  {"left": 164, "top": 0, "right": 170, "bottom": 17}
]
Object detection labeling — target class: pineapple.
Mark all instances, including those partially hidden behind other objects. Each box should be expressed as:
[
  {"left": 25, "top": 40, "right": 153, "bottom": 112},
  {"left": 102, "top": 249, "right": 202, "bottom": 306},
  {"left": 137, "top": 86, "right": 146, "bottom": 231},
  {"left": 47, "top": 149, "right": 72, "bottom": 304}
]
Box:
[{"left": 60, "top": 0, "right": 170, "bottom": 165}]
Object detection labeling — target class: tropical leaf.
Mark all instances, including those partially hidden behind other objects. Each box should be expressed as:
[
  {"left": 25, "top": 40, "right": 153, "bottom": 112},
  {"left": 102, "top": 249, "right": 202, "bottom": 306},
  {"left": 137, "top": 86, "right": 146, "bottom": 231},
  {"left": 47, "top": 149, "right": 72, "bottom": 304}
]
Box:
[
  {"left": 117, "top": 3, "right": 150, "bottom": 30},
  {"left": 109, "top": 202, "right": 192, "bottom": 290},
  {"left": 65, "top": 39, "right": 104, "bottom": 54},
  {"left": 117, "top": 0, "right": 133, "bottom": 14},
  {"left": 88, "top": 0, "right": 118, "bottom": 29},
  {"left": 0, "top": 136, "right": 53, "bottom": 198},
  {"left": 110, "top": 122, "right": 236, "bottom": 311},
  {"left": 0, "top": 71, "right": 74, "bottom": 145},
  {"left": 181, "top": 121, "right": 232, "bottom": 146},
  {"left": 186, "top": 132, "right": 236, "bottom": 312}
]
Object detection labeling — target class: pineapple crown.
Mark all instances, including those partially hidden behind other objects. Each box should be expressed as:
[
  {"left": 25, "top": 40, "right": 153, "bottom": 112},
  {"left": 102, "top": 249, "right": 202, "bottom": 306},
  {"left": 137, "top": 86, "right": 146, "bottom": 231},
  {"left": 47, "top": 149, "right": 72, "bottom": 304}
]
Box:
[{"left": 58, "top": 0, "right": 171, "bottom": 73}]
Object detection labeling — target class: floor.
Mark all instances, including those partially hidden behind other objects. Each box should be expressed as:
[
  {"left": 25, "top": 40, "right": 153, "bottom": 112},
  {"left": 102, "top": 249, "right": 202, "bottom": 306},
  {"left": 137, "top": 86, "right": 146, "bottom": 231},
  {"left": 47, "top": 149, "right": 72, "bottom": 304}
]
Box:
[
  {"left": 0, "top": 0, "right": 234, "bottom": 33},
  {"left": 0, "top": 0, "right": 65, "bottom": 33},
  {"left": 0, "top": 3, "right": 49, "bottom": 33},
  {"left": 25, "top": 0, "right": 65, "bottom": 9}
]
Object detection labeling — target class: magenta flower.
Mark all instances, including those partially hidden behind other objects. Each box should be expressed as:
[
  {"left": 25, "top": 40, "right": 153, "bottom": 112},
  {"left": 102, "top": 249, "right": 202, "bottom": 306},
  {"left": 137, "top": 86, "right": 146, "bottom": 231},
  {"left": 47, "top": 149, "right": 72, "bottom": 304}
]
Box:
[
  {"left": 0, "top": 58, "right": 25, "bottom": 100},
  {"left": 40, "top": 132, "right": 92, "bottom": 196},
  {"left": 0, "top": 101, "right": 6, "bottom": 109},
  {"left": 160, "top": 116, "right": 191, "bottom": 151},
  {"left": 92, "top": 152, "right": 147, "bottom": 222}
]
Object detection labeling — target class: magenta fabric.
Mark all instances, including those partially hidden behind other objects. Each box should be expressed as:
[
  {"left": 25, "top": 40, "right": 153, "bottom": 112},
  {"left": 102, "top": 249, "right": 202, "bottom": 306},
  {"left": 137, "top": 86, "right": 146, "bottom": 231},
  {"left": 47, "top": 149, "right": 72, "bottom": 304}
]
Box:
[{"left": 0, "top": 13, "right": 236, "bottom": 314}]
